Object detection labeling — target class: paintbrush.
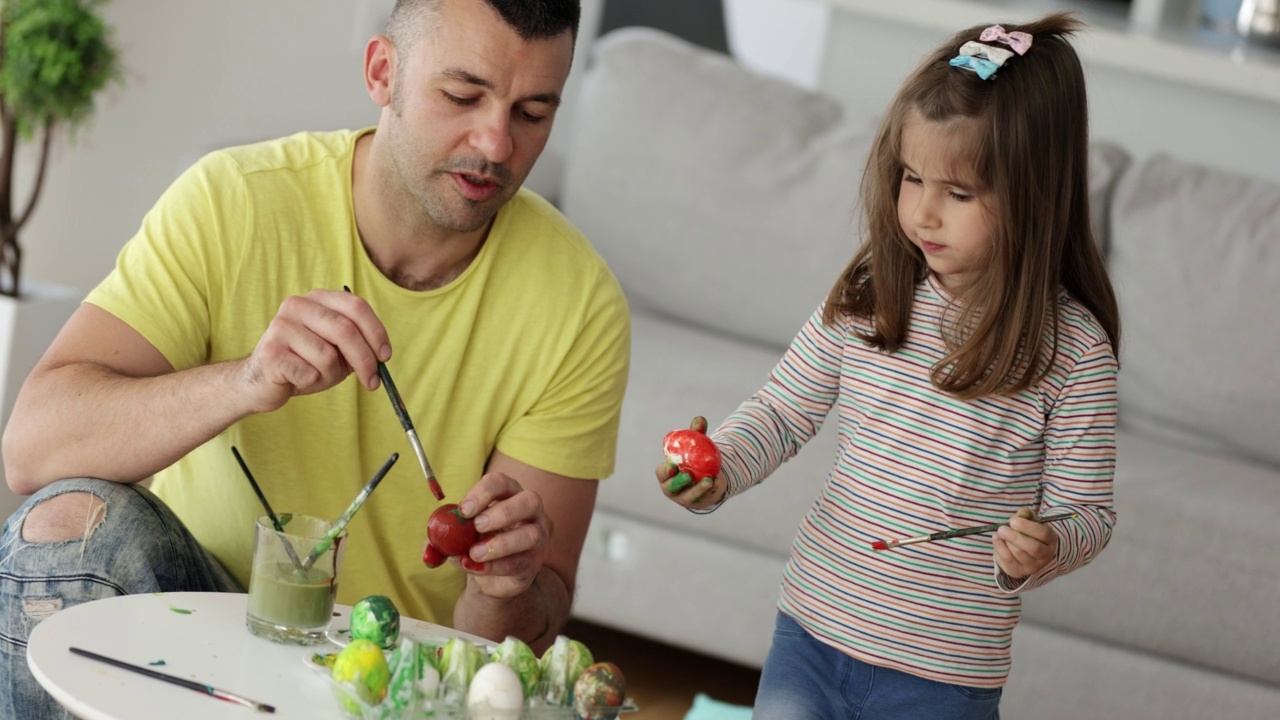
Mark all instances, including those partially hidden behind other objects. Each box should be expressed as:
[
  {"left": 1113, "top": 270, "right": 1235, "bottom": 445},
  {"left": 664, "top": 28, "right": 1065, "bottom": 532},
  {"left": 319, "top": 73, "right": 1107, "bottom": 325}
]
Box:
[
  {"left": 70, "top": 647, "right": 275, "bottom": 713},
  {"left": 870, "top": 512, "right": 1078, "bottom": 552},
  {"left": 231, "top": 445, "right": 304, "bottom": 571},
  {"left": 343, "top": 285, "right": 445, "bottom": 501},
  {"left": 300, "top": 452, "right": 399, "bottom": 571}
]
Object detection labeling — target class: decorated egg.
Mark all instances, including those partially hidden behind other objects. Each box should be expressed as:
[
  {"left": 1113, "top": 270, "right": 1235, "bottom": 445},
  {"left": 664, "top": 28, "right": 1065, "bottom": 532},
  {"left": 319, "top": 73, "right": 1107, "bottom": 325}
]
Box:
[
  {"left": 331, "top": 638, "right": 390, "bottom": 714},
  {"left": 662, "top": 423, "right": 721, "bottom": 492},
  {"left": 438, "top": 636, "right": 486, "bottom": 704},
  {"left": 423, "top": 503, "right": 482, "bottom": 569},
  {"left": 466, "top": 662, "right": 525, "bottom": 720},
  {"left": 384, "top": 637, "right": 432, "bottom": 712},
  {"left": 491, "top": 635, "right": 541, "bottom": 698},
  {"left": 573, "top": 662, "right": 627, "bottom": 720},
  {"left": 349, "top": 595, "right": 401, "bottom": 650},
  {"left": 539, "top": 635, "right": 594, "bottom": 706}
]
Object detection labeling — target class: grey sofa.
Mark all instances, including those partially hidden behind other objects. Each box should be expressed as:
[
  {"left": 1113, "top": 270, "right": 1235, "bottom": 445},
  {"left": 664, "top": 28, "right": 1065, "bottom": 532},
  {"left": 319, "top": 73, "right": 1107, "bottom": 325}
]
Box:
[{"left": 556, "top": 28, "right": 1280, "bottom": 720}]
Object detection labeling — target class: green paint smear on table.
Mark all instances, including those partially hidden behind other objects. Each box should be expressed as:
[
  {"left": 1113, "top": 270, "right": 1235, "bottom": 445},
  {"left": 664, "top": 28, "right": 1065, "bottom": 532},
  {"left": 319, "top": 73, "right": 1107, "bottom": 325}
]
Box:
[
  {"left": 148, "top": 660, "right": 166, "bottom": 666},
  {"left": 169, "top": 606, "right": 194, "bottom": 615}
]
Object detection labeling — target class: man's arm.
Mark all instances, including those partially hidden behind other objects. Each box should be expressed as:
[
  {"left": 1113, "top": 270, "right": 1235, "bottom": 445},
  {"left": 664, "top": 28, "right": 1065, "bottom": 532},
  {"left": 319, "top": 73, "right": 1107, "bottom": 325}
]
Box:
[
  {"left": 3, "top": 292, "right": 391, "bottom": 494},
  {"left": 451, "top": 449, "right": 598, "bottom": 655},
  {"left": 2, "top": 305, "right": 256, "bottom": 492}
]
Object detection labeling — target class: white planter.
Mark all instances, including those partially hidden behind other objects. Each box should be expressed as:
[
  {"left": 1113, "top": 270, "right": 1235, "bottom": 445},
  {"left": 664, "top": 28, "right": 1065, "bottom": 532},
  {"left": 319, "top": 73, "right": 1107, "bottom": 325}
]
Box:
[{"left": 0, "top": 281, "right": 82, "bottom": 521}]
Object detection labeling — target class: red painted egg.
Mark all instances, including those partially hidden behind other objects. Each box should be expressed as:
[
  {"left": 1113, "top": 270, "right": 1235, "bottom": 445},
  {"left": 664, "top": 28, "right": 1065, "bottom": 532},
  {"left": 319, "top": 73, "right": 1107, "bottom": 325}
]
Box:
[{"left": 662, "top": 428, "right": 721, "bottom": 481}]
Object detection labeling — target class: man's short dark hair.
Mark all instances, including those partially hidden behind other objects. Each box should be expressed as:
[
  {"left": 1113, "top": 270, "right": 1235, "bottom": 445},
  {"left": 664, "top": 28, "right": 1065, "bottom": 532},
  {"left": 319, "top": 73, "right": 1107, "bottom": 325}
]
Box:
[{"left": 387, "top": 0, "right": 580, "bottom": 48}]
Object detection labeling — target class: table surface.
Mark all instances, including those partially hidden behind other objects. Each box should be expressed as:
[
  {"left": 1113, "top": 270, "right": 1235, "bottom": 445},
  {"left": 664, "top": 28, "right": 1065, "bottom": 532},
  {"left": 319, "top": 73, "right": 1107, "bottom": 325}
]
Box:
[{"left": 27, "top": 591, "right": 486, "bottom": 720}]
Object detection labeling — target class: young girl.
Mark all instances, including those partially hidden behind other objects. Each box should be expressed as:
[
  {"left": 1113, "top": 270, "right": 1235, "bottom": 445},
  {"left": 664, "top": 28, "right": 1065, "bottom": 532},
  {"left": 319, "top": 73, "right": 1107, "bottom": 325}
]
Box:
[{"left": 657, "top": 14, "right": 1119, "bottom": 720}]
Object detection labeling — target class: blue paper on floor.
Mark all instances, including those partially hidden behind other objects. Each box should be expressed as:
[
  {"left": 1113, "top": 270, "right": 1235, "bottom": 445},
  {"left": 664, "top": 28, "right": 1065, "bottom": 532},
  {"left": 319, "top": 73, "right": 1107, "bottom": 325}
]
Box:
[{"left": 683, "top": 692, "right": 753, "bottom": 720}]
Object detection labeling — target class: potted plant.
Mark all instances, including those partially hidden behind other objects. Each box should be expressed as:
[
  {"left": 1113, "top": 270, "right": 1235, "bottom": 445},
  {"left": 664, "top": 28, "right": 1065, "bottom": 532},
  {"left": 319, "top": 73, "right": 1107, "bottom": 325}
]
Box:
[
  {"left": 0, "top": 0, "right": 120, "bottom": 515},
  {"left": 0, "top": 0, "right": 120, "bottom": 298}
]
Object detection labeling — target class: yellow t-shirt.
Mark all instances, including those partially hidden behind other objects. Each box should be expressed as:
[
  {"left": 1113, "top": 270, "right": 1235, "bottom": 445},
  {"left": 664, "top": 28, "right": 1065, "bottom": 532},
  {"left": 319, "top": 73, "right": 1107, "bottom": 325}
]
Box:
[{"left": 85, "top": 129, "right": 630, "bottom": 626}]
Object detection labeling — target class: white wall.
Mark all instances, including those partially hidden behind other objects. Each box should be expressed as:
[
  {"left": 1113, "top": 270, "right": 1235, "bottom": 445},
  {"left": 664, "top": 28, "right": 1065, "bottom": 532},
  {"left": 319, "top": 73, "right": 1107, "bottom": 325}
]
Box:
[
  {"left": 724, "top": 0, "right": 830, "bottom": 88},
  {"left": 818, "top": 10, "right": 1280, "bottom": 184},
  {"left": 17, "top": 0, "right": 603, "bottom": 295},
  {"left": 20, "top": 1, "right": 371, "bottom": 293},
  {"left": 16, "top": 0, "right": 1280, "bottom": 298}
]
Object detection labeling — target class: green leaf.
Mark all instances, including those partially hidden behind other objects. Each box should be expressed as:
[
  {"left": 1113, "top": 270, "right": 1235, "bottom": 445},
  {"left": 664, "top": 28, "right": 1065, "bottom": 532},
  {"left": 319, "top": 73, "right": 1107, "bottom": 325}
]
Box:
[{"left": 0, "top": 0, "right": 123, "bottom": 138}]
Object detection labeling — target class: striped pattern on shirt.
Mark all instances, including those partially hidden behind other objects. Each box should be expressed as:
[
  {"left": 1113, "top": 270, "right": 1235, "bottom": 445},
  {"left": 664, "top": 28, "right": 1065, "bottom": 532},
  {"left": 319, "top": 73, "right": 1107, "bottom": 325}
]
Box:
[{"left": 711, "top": 275, "right": 1117, "bottom": 687}]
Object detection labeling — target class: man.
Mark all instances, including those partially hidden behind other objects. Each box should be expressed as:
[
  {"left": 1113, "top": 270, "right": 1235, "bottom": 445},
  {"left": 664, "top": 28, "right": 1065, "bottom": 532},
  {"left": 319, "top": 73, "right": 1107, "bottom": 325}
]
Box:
[{"left": 0, "top": 0, "right": 628, "bottom": 715}]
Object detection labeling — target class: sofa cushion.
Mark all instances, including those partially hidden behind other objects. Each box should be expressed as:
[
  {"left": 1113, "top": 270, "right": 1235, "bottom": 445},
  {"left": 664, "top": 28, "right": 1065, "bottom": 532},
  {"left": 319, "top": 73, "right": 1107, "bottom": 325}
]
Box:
[
  {"left": 1021, "top": 430, "right": 1280, "bottom": 686},
  {"left": 562, "top": 28, "right": 876, "bottom": 350},
  {"left": 1088, "top": 141, "right": 1129, "bottom": 253},
  {"left": 564, "top": 28, "right": 1131, "bottom": 353},
  {"left": 1108, "top": 155, "right": 1280, "bottom": 467}
]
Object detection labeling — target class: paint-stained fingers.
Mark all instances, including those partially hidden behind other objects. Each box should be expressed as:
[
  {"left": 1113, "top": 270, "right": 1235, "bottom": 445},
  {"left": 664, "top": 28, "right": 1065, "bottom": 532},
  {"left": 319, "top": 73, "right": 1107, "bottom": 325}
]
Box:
[
  {"left": 687, "top": 477, "right": 715, "bottom": 506},
  {"left": 656, "top": 462, "right": 680, "bottom": 491},
  {"left": 689, "top": 416, "right": 708, "bottom": 434},
  {"left": 683, "top": 476, "right": 725, "bottom": 509}
]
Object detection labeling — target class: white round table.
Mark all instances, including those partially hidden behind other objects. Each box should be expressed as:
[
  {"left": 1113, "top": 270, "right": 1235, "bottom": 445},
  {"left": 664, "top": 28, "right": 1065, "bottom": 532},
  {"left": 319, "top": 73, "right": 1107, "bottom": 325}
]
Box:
[{"left": 27, "top": 591, "right": 484, "bottom": 719}]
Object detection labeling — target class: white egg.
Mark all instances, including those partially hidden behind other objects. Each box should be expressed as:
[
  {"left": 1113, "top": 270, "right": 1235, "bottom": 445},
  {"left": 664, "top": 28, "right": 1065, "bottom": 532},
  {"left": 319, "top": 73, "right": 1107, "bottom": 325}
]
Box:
[{"left": 466, "top": 662, "right": 524, "bottom": 720}]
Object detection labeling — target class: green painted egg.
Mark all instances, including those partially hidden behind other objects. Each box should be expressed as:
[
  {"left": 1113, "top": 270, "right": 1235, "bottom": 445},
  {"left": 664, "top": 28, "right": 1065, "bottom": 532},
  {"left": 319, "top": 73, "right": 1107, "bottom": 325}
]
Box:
[
  {"left": 438, "top": 636, "right": 486, "bottom": 705},
  {"left": 573, "top": 662, "right": 626, "bottom": 720},
  {"left": 539, "top": 635, "right": 594, "bottom": 706},
  {"left": 491, "top": 635, "right": 541, "bottom": 697},
  {"left": 331, "top": 638, "right": 390, "bottom": 714},
  {"left": 349, "top": 595, "right": 400, "bottom": 650}
]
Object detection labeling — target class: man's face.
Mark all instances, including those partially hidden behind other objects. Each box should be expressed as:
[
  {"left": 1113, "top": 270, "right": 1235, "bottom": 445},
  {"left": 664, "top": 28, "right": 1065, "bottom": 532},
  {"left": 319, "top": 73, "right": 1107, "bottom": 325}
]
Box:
[{"left": 382, "top": 0, "right": 573, "bottom": 233}]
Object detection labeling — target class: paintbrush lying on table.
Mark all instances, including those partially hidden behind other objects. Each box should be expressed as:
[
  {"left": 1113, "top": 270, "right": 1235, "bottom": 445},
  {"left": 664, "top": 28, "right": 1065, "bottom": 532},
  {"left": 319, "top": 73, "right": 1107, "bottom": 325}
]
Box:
[
  {"left": 870, "top": 513, "right": 1078, "bottom": 552},
  {"left": 70, "top": 647, "right": 275, "bottom": 713}
]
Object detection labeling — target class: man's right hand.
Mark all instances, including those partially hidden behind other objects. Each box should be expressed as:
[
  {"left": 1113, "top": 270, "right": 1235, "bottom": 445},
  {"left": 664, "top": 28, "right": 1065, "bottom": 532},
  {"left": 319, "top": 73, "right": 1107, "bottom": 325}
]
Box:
[
  {"left": 2, "top": 288, "right": 393, "bottom": 492},
  {"left": 240, "top": 289, "right": 392, "bottom": 413}
]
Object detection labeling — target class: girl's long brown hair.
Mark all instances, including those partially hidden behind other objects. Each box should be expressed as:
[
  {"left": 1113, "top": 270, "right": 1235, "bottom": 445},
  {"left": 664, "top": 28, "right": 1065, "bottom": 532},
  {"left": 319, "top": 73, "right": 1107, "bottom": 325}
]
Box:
[{"left": 824, "top": 13, "right": 1120, "bottom": 399}]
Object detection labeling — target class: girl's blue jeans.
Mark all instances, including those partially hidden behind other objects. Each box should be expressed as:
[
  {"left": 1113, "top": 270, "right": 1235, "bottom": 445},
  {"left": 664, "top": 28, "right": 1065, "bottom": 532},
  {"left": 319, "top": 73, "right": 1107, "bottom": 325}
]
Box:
[
  {"left": 0, "top": 478, "right": 242, "bottom": 719},
  {"left": 753, "top": 611, "right": 1002, "bottom": 720}
]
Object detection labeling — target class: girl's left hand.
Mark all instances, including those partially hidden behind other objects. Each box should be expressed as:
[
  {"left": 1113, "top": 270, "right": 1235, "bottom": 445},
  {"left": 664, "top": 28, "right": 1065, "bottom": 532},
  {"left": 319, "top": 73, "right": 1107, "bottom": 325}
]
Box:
[{"left": 993, "top": 508, "right": 1058, "bottom": 581}]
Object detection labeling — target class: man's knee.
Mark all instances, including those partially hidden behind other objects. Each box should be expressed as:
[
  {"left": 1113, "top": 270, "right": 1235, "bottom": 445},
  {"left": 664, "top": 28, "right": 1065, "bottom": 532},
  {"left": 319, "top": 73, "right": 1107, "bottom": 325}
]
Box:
[{"left": 21, "top": 492, "right": 107, "bottom": 544}]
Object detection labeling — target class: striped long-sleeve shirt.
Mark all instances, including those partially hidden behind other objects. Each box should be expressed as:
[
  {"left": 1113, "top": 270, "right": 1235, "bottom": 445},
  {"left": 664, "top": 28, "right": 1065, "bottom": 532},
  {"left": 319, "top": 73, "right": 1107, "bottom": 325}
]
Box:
[{"left": 712, "top": 275, "right": 1117, "bottom": 687}]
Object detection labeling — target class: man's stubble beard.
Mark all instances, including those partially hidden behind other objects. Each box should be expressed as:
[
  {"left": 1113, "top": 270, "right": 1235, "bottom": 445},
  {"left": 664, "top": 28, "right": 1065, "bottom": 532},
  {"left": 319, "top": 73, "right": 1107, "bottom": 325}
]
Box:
[{"left": 387, "top": 98, "right": 511, "bottom": 234}]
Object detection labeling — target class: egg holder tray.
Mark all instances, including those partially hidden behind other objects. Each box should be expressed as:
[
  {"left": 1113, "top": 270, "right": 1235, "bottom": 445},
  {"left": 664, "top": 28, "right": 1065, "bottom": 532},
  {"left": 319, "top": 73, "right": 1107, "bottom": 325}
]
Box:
[
  {"left": 326, "top": 676, "right": 640, "bottom": 720},
  {"left": 310, "top": 636, "right": 637, "bottom": 720}
]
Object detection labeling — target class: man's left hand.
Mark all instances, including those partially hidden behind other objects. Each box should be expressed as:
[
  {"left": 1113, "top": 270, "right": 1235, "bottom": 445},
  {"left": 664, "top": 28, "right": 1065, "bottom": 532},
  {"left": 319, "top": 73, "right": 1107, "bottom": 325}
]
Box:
[{"left": 456, "top": 471, "right": 552, "bottom": 598}]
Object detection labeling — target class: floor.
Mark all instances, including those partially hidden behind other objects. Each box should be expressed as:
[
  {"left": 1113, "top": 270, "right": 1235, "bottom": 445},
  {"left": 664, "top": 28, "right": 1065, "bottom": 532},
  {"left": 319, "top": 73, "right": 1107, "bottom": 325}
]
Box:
[{"left": 563, "top": 618, "right": 761, "bottom": 720}]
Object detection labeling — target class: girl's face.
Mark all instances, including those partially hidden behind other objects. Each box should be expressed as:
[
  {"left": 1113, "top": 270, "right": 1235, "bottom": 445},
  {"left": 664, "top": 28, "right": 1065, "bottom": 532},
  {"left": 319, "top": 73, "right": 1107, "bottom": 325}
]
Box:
[{"left": 896, "top": 112, "right": 996, "bottom": 293}]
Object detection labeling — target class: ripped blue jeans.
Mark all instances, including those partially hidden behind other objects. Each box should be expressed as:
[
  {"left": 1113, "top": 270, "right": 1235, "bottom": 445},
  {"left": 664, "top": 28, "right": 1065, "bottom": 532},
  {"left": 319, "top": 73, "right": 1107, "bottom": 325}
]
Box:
[{"left": 0, "top": 478, "right": 242, "bottom": 719}]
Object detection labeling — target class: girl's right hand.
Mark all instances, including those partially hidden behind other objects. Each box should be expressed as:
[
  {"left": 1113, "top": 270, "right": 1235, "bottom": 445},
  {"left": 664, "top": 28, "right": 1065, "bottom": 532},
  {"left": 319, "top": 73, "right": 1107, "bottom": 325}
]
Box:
[
  {"left": 656, "top": 462, "right": 726, "bottom": 510},
  {"left": 656, "top": 416, "right": 727, "bottom": 510}
]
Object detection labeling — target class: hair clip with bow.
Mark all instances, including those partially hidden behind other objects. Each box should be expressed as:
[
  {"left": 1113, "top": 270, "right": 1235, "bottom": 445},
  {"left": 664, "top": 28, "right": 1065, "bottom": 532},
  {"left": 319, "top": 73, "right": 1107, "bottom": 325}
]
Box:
[
  {"left": 949, "top": 54, "right": 1001, "bottom": 80},
  {"left": 979, "top": 25, "right": 1033, "bottom": 55},
  {"left": 958, "top": 40, "right": 1015, "bottom": 66}
]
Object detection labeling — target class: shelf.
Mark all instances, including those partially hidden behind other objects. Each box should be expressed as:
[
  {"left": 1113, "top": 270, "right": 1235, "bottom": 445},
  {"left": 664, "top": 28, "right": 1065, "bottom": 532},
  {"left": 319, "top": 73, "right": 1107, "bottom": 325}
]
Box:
[{"left": 821, "top": 0, "right": 1280, "bottom": 104}]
